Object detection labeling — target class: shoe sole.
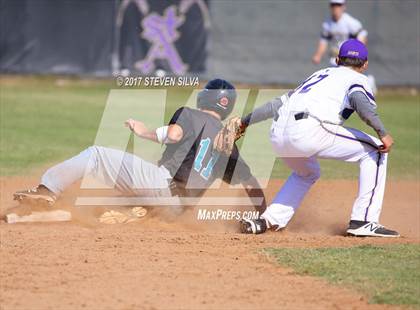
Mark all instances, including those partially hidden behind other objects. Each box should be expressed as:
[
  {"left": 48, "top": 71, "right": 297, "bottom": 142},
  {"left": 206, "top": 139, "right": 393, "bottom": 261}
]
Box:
[
  {"left": 347, "top": 230, "right": 400, "bottom": 238},
  {"left": 13, "top": 193, "right": 55, "bottom": 207},
  {"left": 239, "top": 220, "right": 251, "bottom": 234}
]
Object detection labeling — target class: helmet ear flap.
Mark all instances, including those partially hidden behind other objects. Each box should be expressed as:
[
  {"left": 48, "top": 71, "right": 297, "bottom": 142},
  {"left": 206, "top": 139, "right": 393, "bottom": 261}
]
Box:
[
  {"left": 196, "top": 89, "right": 209, "bottom": 110},
  {"left": 214, "top": 89, "right": 236, "bottom": 119}
]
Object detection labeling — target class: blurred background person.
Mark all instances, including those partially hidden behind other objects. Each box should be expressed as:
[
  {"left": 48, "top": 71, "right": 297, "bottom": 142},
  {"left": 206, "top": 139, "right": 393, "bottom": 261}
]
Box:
[{"left": 311, "top": 0, "right": 377, "bottom": 94}]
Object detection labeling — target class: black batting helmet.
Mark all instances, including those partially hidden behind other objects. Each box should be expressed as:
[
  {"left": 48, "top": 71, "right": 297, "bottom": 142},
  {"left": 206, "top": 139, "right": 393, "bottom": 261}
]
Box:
[{"left": 197, "top": 78, "right": 237, "bottom": 120}]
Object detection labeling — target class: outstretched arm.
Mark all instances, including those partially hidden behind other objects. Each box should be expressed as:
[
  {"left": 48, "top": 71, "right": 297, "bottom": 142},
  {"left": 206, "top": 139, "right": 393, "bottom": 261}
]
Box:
[
  {"left": 213, "top": 95, "right": 287, "bottom": 155},
  {"left": 313, "top": 21, "right": 331, "bottom": 64},
  {"left": 312, "top": 40, "right": 328, "bottom": 64},
  {"left": 241, "top": 94, "right": 287, "bottom": 128}
]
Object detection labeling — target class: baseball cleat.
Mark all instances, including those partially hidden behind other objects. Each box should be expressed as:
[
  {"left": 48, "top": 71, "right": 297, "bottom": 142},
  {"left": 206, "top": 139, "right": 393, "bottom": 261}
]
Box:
[
  {"left": 346, "top": 220, "right": 400, "bottom": 238},
  {"left": 13, "top": 185, "right": 57, "bottom": 207},
  {"left": 239, "top": 218, "right": 268, "bottom": 234}
]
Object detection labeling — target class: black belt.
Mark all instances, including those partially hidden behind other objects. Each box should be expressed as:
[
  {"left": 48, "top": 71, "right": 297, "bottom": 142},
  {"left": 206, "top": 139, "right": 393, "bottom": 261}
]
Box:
[{"left": 294, "top": 112, "right": 309, "bottom": 121}]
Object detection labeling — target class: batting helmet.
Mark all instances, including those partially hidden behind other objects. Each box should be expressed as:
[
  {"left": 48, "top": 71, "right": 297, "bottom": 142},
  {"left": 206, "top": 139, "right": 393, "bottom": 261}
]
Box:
[{"left": 197, "top": 79, "right": 237, "bottom": 120}]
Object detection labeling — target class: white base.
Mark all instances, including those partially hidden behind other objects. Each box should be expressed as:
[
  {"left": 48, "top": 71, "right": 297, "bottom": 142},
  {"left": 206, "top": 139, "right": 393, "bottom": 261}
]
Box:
[{"left": 5, "top": 210, "right": 71, "bottom": 224}]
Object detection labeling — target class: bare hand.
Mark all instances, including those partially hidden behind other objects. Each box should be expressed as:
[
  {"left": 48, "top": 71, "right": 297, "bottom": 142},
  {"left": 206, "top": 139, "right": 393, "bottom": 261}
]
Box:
[
  {"left": 379, "top": 134, "right": 394, "bottom": 153},
  {"left": 125, "top": 119, "right": 148, "bottom": 137}
]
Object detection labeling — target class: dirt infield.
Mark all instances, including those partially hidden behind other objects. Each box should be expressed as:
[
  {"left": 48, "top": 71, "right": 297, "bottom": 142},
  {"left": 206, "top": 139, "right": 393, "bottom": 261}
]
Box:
[{"left": 0, "top": 176, "right": 419, "bottom": 309}]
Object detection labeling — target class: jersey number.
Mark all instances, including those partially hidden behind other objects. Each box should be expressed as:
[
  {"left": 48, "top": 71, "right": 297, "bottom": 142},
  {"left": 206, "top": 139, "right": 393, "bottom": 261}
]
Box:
[
  {"left": 294, "top": 74, "right": 329, "bottom": 94},
  {"left": 193, "top": 138, "right": 220, "bottom": 180}
]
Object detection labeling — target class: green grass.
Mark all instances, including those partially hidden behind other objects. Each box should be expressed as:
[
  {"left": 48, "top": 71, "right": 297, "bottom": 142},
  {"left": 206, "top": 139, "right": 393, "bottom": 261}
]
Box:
[
  {"left": 265, "top": 244, "right": 420, "bottom": 307},
  {"left": 0, "top": 76, "right": 419, "bottom": 178},
  {"left": 0, "top": 77, "right": 109, "bottom": 175}
]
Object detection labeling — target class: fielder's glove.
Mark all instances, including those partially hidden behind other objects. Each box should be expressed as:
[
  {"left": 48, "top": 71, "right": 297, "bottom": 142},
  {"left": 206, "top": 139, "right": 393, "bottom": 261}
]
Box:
[{"left": 213, "top": 116, "right": 246, "bottom": 155}]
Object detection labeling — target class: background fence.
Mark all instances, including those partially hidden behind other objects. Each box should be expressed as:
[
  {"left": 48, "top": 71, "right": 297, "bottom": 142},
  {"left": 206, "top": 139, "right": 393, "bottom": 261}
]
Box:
[{"left": 0, "top": 0, "right": 419, "bottom": 85}]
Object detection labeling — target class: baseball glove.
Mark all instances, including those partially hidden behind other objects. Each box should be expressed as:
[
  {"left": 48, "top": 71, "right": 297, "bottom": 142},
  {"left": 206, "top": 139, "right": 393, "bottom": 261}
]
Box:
[
  {"left": 213, "top": 116, "right": 246, "bottom": 155},
  {"left": 98, "top": 207, "right": 147, "bottom": 224}
]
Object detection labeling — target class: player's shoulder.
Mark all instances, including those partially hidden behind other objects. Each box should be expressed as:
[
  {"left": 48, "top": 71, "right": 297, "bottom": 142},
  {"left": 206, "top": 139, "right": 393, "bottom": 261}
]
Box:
[
  {"left": 342, "top": 12, "right": 362, "bottom": 25},
  {"left": 313, "top": 66, "right": 334, "bottom": 76},
  {"left": 311, "top": 66, "right": 355, "bottom": 82},
  {"left": 177, "top": 106, "right": 193, "bottom": 113},
  {"left": 331, "top": 67, "right": 370, "bottom": 88},
  {"left": 322, "top": 15, "right": 335, "bottom": 30},
  {"left": 344, "top": 67, "right": 369, "bottom": 83},
  {"left": 349, "top": 73, "right": 372, "bottom": 90},
  {"left": 322, "top": 19, "right": 331, "bottom": 28},
  {"left": 335, "top": 66, "right": 365, "bottom": 77},
  {"left": 170, "top": 106, "right": 196, "bottom": 125},
  {"left": 172, "top": 106, "right": 192, "bottom": 118},
  {"left": 188, "top": 107, "right": 208, "bottom": 118},
  {"left": 337, "top": 68, "right": 374, "bottom": 99},
  {"left": 185, "top": 107, "right": 221, "bottom": 123},
  {"left": 176, "top": 106, "right": 214, "bottom": 120}
]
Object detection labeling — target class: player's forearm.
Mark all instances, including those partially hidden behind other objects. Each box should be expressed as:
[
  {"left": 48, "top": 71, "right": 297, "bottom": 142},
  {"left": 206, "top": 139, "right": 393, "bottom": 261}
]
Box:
[
  {"left": 312, "top": 40, "right": 328, "bottom": 64},
  {"left": 349, "top": 91, "right": 387, "bottom": 138},
  {"left": 241, "top": 95, "right": 285, "bottom": 127},
  {"left": 314, "top": 40, "right": 328, "bottom": 57},
  {"left": 125, "top": 119, "right": 161, "bottom": 143},
  {"left": 135, "top": 130, "right": 159, "bottom": 143}
]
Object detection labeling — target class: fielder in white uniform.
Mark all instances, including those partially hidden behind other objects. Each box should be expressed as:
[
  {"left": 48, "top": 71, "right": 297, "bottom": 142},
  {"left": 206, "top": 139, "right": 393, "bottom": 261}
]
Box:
[
  {"left": 240, "top": 39, "right": 399, "bottom": 237},
  {"left": 312, "top": 0, "right": 377, "bottom": 94}
]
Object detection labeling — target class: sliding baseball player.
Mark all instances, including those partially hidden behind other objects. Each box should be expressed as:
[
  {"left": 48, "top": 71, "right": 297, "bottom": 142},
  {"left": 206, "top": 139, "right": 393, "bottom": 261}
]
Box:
[{"left": 14, "top": 79, "right": 266, "bottom": 217}]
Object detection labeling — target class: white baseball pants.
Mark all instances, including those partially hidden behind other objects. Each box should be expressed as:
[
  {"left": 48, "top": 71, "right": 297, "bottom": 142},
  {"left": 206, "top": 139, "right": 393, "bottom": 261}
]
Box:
[
  {"left": 262, "top": 115, "right": 387, "bottom": 228},
  {"left": 41, "top": 146, "right": 172, "bottom": 197}
]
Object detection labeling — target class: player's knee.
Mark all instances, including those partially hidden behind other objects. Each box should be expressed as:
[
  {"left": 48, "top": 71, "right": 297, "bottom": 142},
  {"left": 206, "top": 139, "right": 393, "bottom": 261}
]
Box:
[
  {"left": 295, "top": 168, "right": 321, "bottom": 183},
  {"left": 379, "top": 152, "right": 388, "bottom": 165},
  {"left": 371, "top": 136, "right": 382, "bottom": 146},
  {"left": 310, "top": 168, "right": 321, "bottom": 182},
  {"left": 86, "top": 145, "right": 103, "bottom": 158},
  {"left": 87, "top": 145, "right": 98, "bottom": 153},
  {"left": 366, "top": 150, "right": 387, "bottom": 166}
]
